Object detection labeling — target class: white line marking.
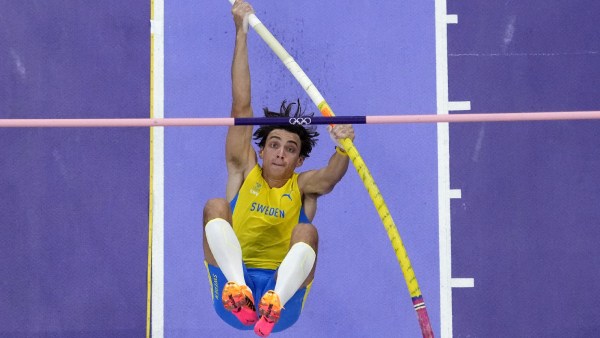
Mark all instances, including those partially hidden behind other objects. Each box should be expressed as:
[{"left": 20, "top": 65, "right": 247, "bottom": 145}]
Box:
[
  {"left": 448, "top": 101, "right": 471, "bottom": 111},
  {"left": 435, "top": 0, "right": 453, "bottom": 335},
  {"left": 449, "top": 189, "right": 462, "bottom": 199},
  {"left": 434, "top": 0, "right": 475, "bottom": 336},
  {"left": 151, "top": 0, "right": 165, "bottom": 337},
  {"left": 451, "top": 278, "right": 475, "bottom": 288}
]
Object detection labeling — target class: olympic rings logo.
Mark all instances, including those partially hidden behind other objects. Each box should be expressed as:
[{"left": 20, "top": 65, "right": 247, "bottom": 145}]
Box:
[{"left": 288, "top": 117, "right": 312, "bottom": 125}]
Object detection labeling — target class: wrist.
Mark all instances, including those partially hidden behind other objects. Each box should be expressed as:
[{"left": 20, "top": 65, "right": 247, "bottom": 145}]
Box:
[{"left": 335, "top": 146, "right": 347, "bottom": 156}]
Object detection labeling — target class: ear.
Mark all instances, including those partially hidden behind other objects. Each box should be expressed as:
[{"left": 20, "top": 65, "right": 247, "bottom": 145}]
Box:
[
  {"left": 259, "top": 147, "right": 264, "bottom": 159},
  {"left": 295, "top": 156, "right": 305, "bottom": 168}
]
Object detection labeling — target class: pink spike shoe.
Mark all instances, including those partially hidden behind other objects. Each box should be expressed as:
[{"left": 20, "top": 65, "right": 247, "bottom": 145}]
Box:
[
  {"left": 222, "top": 281, "right": 258, "bottom": 326},
  {"left": 254, "top": 290, "right": 282, "bottom": 337}
]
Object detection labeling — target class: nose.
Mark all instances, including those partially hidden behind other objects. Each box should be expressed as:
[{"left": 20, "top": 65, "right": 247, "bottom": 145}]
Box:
[{"left": 276, "top": 147, "right": 284, "bottom": 158}]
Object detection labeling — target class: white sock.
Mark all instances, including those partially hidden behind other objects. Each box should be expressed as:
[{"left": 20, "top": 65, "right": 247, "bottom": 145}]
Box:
[
  {"left": 205, "top": 218, "right": 246, "bottom": 285},
  {"left": 274, "top": 242, "right": 316, "bottom": 306}
]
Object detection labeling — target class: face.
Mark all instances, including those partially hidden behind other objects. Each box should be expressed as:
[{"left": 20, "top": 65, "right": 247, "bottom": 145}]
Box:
[{"left": 259, "top": 129, "right": 304, "bottom": 180}]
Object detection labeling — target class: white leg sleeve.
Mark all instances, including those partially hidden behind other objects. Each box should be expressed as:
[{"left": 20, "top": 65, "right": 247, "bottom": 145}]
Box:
[
  {"left": 274, "top": 242, "right": 316, "bottom": 306},
  {"left": 205, "top": 218, "right": 245, "bottom": 285}
]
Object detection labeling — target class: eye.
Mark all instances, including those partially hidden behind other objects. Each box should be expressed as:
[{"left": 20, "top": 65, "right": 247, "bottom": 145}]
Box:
[{"left": 287, "top": 146, "right": 296, "bottom": 153}]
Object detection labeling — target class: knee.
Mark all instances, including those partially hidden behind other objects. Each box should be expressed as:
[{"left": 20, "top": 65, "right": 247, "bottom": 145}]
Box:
[
  {"left": 291, "top": 223, "right": 318, "bottom": 250},
  {"left": 203, "top": 198, "right": 230, "bottom": 224}
]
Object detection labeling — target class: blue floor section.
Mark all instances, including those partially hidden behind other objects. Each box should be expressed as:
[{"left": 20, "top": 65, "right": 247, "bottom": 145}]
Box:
[
  {"left": 164, "top": 1, "right": 439, "bottom": 337},
  {"left": 448, "top": 1, "right": 600, "bottom": 336},
  {"left": 4, "top": 1, "right": 596, "bottom": 336},
  {"left": 0, "top": 2, "right": 150, "bottom": 336}
]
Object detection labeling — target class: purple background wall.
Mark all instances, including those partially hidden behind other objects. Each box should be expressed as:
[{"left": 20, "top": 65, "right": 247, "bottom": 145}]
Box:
[
  {"left": 448, "top": 1, "right": 600, "bottom": 337},
  {"left": 0, "top": 1, "right": 150, "bottom": 336},
  {"left": 164, "top": 1, "right": 439, "bottom": 337},
  {"left": 2, "top": 0, "right": 596, "bottom": 337}
]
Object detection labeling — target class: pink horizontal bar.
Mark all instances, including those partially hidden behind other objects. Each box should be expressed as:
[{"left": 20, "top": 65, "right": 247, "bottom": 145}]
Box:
[
  {"left": 366, "top": 111, "right": 600, "bottom": 124},
  {"left": 1, "top": 111, "right": 599, "bottom": 127},
  {"left": 0, "top": 117, "right": 235, "bottom": 127}
]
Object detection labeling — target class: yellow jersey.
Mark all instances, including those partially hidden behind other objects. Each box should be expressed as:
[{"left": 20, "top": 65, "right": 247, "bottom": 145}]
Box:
[{"left": 230, "top": 164, "right": 309, "bottom": 269}]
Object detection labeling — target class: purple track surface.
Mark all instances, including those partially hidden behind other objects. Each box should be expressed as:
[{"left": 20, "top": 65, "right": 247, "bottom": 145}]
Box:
[
  {"left": 164, "top": 1, "right": 438, "bottom": 337},
  {"left": 2, "top": 0, "right": 598, "bottom": 337},
  {"left": 448, "top": 1, "right": 600, "bottom": 337},
  {"left": 1, "top": 1, "right": 150, "bottom": 336}
]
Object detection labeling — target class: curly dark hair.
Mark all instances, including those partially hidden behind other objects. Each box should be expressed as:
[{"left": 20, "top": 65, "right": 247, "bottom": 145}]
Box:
[{"left": 253, "top": 99, "right": 319, "bottom": 158}]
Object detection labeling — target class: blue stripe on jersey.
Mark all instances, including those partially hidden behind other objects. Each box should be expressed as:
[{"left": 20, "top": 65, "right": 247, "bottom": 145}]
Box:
[
  {"left": 299, "top": 207, "right": 309, "bottom": 223},
  {"left": 230, "top": 193, "right": 239, "bottom": 212}
]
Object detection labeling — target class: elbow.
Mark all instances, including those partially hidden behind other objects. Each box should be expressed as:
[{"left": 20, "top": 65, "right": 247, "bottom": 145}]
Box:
[
  {"left": 317, "top": 183, "right": 336, "bottom": 196},
  {"left": 231, "top": 102, "right": 252, "bottom": 117},
  {"left": 321, "top": 187, "right": 334, "bottom": 195},
  {"left": 232, "top": 100, "right": 250, "bottom": 111}
]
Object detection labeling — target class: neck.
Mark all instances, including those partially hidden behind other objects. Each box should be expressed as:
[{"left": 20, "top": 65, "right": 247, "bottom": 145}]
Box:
[{"left": 264, "top": 175, "right": 289, "bottom": 189}]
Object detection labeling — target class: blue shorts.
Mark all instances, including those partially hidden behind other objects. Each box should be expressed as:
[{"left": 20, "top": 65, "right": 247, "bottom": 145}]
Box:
[{"left": 205, "top": 262, "right": 312, "bottom": 332}]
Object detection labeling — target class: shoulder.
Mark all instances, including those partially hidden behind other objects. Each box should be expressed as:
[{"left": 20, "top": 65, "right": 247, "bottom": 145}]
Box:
[
  {"left": 226, "top": 163, "right": 261, "bottom": 201},
  {"left": 297, "top": 169, "right": 318, "bottom": 194}
]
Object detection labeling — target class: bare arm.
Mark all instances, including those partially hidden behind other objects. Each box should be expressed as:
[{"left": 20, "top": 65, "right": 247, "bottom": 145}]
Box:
[
  {"left": 225, "top": 0, "right": 257, "bottom": 200},
  {"left": 298, "top": 124, "right": 355, "bottom": 196}
]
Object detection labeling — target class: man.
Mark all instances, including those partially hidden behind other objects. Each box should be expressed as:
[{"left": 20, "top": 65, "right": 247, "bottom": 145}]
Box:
[{"left": 203, "top": 0, "right": 355, "bottom": 336}]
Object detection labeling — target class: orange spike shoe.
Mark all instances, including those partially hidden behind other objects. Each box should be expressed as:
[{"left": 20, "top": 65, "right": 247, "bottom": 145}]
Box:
[
  {"left": 253, "top": 290, "right": 282, "bottom": 337},
  {"left": 222, "top": 281, "right": 258, "bottom": 326}
]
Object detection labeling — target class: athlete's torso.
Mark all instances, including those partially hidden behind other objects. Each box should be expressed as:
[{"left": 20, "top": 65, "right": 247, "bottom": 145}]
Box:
[{"left": 230, "top": 164, "right": 309, "bottom": 269}]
